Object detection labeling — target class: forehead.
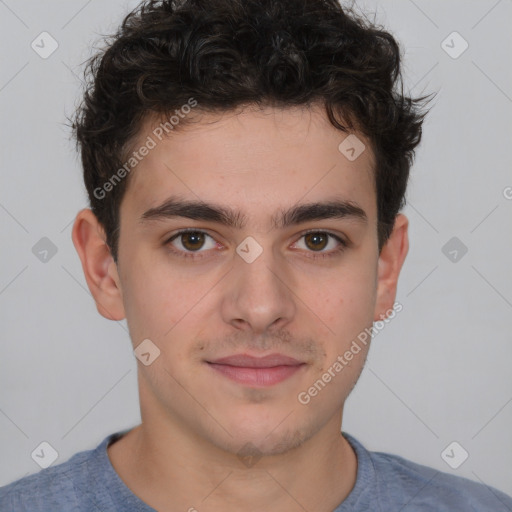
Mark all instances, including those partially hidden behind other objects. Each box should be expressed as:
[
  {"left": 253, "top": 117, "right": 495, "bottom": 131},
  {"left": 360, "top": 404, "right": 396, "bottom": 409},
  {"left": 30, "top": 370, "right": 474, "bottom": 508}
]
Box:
[{"left": 121, "top": 105, "right": 377, "bottom": 224}]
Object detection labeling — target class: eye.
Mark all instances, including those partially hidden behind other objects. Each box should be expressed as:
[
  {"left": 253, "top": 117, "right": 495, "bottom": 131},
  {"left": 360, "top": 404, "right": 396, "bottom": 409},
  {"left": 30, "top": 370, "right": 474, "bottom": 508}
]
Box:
[
  {"left": 166, "top": 229, "right": 218, "bottom": 258},
  {"left": 293, "top": 230, "right": 347, "bottom": 259},
  {"left": 165, "top": 228, "right": 347, "bottom": 261}
]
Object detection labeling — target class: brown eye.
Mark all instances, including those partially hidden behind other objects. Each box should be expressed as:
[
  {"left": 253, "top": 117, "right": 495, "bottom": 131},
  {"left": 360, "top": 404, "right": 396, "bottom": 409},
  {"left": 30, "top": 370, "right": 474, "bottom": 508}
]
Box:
[
  {"left": 180, "top": 231, "right": 206, "bottom": 251},
  {"left": 167, "top": 230, "right": 217, "bottom": 254},
  {"left": 304, "top": 232, "right": 329, "bottom": 251},
  {"left": 293, "top": 231, "right": 347, "bottom": 259}
]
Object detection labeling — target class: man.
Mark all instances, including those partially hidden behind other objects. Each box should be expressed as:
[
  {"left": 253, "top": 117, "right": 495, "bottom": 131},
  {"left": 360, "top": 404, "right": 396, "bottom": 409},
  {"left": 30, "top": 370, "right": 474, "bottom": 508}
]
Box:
[{"left": 1, "top": 0, "right": 511, "bottom": 510}]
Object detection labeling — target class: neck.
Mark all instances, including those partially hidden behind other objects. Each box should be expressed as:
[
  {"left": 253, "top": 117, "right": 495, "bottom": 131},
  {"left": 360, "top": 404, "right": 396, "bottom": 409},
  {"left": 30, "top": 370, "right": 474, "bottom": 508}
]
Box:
[{"left": 108, "top": 414, "right": 357, "bottom": 512}]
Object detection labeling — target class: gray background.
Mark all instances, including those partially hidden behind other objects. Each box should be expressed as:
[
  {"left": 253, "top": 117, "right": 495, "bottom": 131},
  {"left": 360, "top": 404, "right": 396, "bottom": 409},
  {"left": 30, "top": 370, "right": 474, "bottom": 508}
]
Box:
[{"left": 1, "top": 0, "right": 511, "bottom": 499}]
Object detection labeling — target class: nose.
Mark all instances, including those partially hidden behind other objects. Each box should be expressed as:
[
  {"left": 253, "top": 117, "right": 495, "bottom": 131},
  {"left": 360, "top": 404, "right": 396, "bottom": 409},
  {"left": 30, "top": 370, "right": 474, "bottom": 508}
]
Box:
[{"left": 221, "top": 243, "right": 297, "bottom": 334}]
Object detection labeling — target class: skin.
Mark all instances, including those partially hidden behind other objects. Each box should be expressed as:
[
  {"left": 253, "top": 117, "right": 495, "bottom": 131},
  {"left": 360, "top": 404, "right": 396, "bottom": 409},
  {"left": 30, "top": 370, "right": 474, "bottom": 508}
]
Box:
[{"left": 72, "top": 104, "right": 408, "bottom": 512}]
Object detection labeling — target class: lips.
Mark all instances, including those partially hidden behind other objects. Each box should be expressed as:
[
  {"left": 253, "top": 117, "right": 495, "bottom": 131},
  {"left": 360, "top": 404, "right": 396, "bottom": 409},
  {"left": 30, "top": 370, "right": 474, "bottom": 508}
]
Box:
[
  {"left": 207, "top": 353, "right": 305, "bottom": 386},
  {"left": 210, "top": 353, "right": 303, "bottom": 368}
]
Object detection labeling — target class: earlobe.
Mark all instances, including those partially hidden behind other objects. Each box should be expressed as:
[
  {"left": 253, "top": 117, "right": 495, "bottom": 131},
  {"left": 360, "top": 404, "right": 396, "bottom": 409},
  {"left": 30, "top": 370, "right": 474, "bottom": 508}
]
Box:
[
  {"left": 71, "top": 208, "right": 126, "bottom": 321},
  {"left": 373, "top": 214, "right": 409, "bottom": 321}
]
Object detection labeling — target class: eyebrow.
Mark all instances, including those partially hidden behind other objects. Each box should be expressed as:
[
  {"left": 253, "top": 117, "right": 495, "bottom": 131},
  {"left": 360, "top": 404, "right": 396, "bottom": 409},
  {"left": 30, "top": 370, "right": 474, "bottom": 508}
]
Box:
[{"left": 140, "top": 195, "right": 367, "bottom": 230}]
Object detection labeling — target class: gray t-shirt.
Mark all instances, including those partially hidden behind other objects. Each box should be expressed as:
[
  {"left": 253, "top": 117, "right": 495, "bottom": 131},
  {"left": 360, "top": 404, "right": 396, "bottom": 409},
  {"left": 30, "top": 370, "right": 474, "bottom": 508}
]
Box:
[{"left": 1, "top": 430, "right": 511, "bottom": 511}]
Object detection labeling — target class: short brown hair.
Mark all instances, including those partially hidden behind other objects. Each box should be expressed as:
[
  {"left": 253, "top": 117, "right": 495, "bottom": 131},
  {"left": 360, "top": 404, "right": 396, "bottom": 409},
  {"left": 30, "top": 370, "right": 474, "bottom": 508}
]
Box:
[{"left": 72, "top": 0, "right": 430, "bottom": 261}]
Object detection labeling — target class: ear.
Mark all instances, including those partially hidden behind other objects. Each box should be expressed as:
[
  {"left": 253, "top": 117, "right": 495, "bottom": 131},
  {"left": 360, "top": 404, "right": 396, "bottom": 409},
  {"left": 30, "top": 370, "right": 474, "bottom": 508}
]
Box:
[
  {"left": 373, "top": 213, "right": 409, "bottom": 321},
  {"left": 71, "top": 208, "right": 125, "bottom": 321}
]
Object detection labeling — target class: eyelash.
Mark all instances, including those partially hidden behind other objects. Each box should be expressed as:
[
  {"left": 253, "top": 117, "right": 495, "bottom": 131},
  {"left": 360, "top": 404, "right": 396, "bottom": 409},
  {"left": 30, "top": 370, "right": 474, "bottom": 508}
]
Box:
[{"left": 164, "top": 228, "right": 348, "bottom": 261}]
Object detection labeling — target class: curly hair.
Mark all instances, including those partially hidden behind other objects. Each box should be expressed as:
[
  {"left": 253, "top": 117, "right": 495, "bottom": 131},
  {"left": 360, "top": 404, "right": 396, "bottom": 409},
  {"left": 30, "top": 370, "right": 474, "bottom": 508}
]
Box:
[{"left": 72, "top": 0, "right": 430, "bottom": 261}]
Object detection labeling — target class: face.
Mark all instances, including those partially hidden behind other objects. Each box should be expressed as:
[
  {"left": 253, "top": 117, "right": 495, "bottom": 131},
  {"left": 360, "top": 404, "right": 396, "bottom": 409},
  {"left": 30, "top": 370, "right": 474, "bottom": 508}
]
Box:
[{"left": 76, "top": 104, "right": 407, "bottom": 457}]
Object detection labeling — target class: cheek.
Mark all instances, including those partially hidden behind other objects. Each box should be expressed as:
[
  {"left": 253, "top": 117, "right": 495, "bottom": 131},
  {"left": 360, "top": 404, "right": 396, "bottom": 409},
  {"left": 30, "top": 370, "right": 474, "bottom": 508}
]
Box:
[
  {"left": 119, "top": 251, "right": 220, "bottom": 346},
  {"left": 117, "top": 250, "right": 177, "bottom": 343},
  {"left": 300, "top": 265, "right": 376, "bottom": 407},
  {"left": 311, "top": 260, "right": 377, "bottom": 341}
]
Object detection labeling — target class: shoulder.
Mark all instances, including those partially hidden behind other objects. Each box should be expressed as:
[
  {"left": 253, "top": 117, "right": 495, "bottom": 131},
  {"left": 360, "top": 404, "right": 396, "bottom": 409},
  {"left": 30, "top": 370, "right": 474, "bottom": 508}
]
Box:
[
  {"left": 0, "top": 434, "right": 117, "bottom": 512},
  {"left": 368, "top": 443, "right": 512, "bottom": 510}
]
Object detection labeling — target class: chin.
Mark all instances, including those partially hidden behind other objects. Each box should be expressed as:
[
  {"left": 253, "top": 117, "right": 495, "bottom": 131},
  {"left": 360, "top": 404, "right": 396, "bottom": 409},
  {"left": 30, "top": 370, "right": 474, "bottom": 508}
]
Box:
[{"left": 208, "top": 414, "right": 320, "bottom": 459}]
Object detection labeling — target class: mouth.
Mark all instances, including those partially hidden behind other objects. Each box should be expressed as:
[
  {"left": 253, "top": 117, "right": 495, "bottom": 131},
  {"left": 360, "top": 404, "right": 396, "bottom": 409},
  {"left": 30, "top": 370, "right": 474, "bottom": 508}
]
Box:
[{"left": 206, "top": 353, "right": 306, "bottom": 387}]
